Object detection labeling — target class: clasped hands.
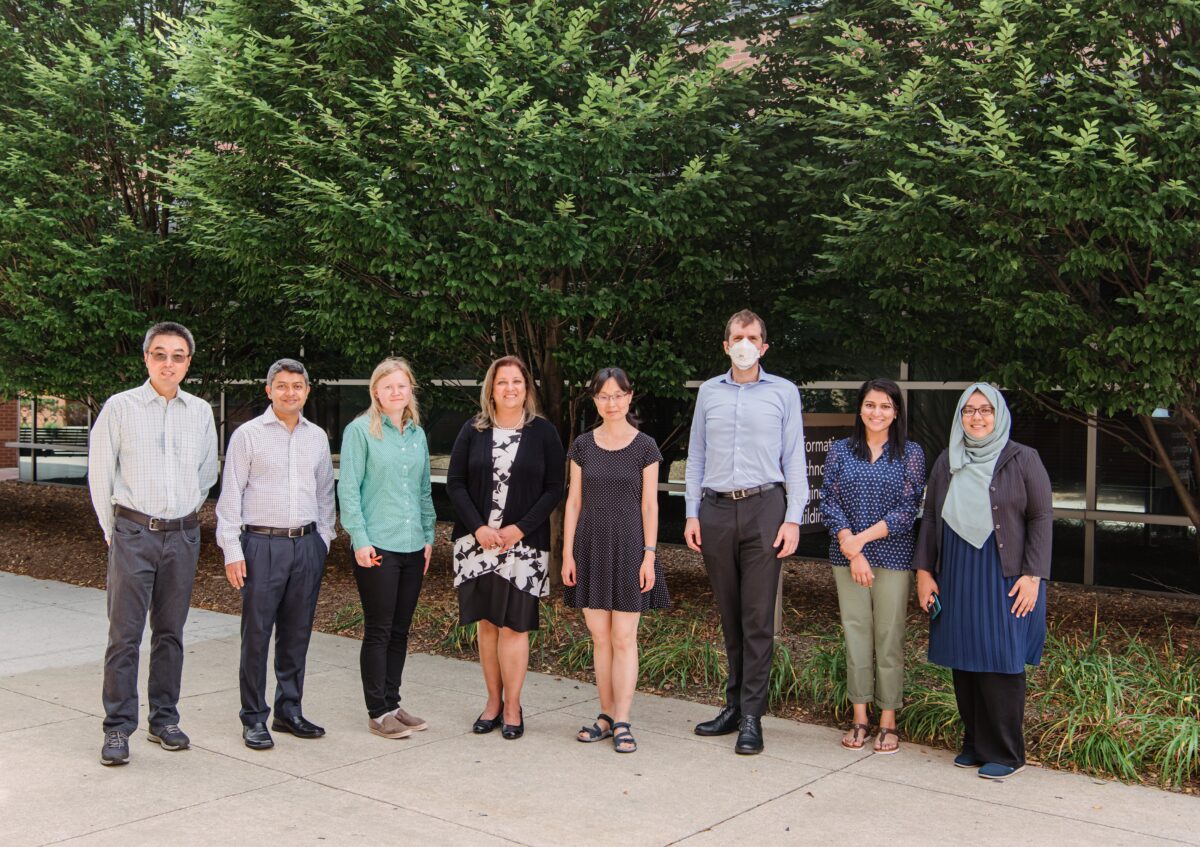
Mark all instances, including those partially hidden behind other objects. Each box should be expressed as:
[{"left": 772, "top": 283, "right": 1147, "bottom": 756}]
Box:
[
  {"left": 474, "top": 524, "right": 523, "bottom": 555},
  {"left": 838, "top": 530, "right": 873, "bottom": 587}
]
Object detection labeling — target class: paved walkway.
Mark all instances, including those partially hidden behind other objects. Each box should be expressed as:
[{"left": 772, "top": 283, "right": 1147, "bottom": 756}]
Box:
[{"left": 0, "top": 571, "right": 1196, "bottom": 847}]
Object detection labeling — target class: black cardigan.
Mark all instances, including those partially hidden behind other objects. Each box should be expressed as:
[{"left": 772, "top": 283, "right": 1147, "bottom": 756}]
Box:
[
  {"left": 445, "top": 416, "right": 565, "bottom": 552},
  {"left": 913, "top": 441, "right": 1053, "bottom": 580}
]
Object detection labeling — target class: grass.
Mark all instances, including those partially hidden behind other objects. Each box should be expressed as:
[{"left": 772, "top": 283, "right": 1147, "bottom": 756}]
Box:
[{"left": 338, "top": 595, "right": 1200, "bottom": 790}]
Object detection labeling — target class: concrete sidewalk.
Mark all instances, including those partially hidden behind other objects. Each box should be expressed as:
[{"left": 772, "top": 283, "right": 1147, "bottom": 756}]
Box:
[{"left": 0, "top": 572, "right": 1196, "bottom": 847}]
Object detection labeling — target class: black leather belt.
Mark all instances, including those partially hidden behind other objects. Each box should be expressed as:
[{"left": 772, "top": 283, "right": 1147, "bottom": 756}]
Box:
[
  {"left": 704, "top": 483, "right": 782, "bottom": 502},
  {"left": 114, "top": 505, "right": 200, "bottom": 531},
  {"left": 244, "top": 522, "right": 317, "bottom": 538}
]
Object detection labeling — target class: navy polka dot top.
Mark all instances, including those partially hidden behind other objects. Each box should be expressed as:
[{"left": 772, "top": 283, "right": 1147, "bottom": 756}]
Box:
[{"left": 819, "top": 438, "right": 926, "bottom": 571}]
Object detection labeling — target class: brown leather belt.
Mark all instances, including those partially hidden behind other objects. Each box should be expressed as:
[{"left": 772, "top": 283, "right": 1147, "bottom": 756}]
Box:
[
  {"left": 244, "top": 522, "right": 317, "bottom": 538},
  {"left": 704, "top": 482, "right": 782, "bottom": 502},
  {"left": 114, "top": 504, "right": 200, "bottom": 531}
]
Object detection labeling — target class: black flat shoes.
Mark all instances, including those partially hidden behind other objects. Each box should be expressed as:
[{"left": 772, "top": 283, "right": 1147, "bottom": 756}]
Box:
[
  {"left": 501, "top": 708, "right": 524, "bottom": 740},
  {"left": 473, "top": 703, "right": 504, "bottom": 734}
]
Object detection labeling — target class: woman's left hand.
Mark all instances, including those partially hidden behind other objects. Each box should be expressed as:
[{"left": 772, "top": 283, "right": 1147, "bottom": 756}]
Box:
[
  {"left": 423, "top": 544, "right": 432, "bottom": 574},
  {"left": 1008, "top": 575, "right": 1041, "bottom": 617},
  {"left": 840, "top": 532, "right": 864, "bottom": 559},
  {"left": 497, "top": 524, "right": 524, "bottom": 553},
  {"left": 639, "top": 556, "right": 656, "bottom": 593}
]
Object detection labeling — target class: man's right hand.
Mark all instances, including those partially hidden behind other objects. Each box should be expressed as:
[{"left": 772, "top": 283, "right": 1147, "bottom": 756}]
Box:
[
  {"left": 226, "top": 560, "right": 247, "bottom": 589},
  {"left": 684, "top": 518, "right": 702, "bottom": 553}
]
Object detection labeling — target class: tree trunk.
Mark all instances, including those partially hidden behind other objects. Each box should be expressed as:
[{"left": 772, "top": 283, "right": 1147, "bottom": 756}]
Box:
[
  {"left": 540, "top": 274, "right": 566, "bottom": 588},
  {"left": 1137, "top": 414, "right": 1200, "bottom": 563}
]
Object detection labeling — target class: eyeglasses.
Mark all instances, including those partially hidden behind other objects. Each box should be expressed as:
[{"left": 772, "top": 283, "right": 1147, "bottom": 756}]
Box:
[
  {"left": 961, "top": 406, "right": 995, "bottom": 419},
  {"left": 149, "top": 352, "right": 190, "bottom": 364},
  {"left": 595, "top": 392, "right": 630, "bottom": 404}
]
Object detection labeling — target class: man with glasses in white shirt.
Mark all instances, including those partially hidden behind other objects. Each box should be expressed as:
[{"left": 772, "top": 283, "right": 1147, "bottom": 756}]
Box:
[
  {"left": 89, "top": 322, "right": 219, "bottom": 766},
  {"left": 216, "top": 359, "right": 335, "bottom": 750}
]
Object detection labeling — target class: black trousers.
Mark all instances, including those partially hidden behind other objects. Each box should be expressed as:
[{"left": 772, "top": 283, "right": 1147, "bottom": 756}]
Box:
[
  {"left": 698, "top": 486, "right": 786, "bottom": 717},
  {"left": 239, "top": 531, "right": 327, "bottom": 726},
  {"left": 103, "top": 515, "right": 200, "bottom": 734},
  {"left": 952, "top": 668, "right": 1027, "bottom": 768},
  {"left": 354, "top": 548, "right": 425, "bottom": 718}
]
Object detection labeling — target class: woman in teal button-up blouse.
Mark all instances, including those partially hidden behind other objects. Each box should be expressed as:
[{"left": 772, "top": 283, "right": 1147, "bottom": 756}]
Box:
[{"left": 338, "top": 357, "right": 436, "bottom": 740}]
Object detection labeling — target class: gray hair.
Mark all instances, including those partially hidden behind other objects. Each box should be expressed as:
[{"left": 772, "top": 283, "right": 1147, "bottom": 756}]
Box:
[
  {"left": 143, "top": 321, "right": 195, "bottom": 356},
  {"left": 266, "top": 358, "right": 309, "bottom": 385}
]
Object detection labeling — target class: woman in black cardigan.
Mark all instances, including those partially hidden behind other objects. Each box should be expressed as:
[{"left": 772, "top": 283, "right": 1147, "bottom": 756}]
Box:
[{"left": 446, "top": 355, "right": 565, "bottom": 740}]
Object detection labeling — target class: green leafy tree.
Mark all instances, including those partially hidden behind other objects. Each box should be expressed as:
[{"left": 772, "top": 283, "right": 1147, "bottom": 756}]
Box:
[
  {"left": 0, "top": 1, "right": 333, "bottom": 409},
  {"left": 788, "top": 0, "right": 1200, "bottom": 530},
  {"left": 168, "top": 0, "right": 768, "bottom": 436}
]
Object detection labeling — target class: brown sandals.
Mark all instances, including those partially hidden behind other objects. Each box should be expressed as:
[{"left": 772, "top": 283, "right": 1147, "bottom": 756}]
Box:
[
  {"left": 874, "top": 726, "right": 900, "bottom": 755},
  {"left": 841, "top": 723, "right": 870, "bottom": 749}
]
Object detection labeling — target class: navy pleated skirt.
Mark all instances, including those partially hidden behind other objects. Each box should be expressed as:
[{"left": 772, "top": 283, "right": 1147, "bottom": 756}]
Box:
[{"left": 927, "top": 526, "right": 1046, "bottom": 674}]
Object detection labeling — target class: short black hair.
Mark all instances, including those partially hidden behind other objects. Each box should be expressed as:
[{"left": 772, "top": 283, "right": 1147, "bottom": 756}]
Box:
[{"left": 143, "top": 321, "right": 195, "bottom": 356}]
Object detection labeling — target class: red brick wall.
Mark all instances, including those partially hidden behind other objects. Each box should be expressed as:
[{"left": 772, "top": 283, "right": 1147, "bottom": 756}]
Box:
[{"left": 0, "top": 399, "right": 16, "bottom": 468}]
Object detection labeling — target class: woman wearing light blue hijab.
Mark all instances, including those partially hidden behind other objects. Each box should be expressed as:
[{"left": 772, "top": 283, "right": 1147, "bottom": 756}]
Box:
[{"left": 913, "top": 384, "right": 1053, "bottom": 780}]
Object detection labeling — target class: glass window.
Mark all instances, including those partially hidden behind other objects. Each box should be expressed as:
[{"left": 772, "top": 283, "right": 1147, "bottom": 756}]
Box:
[
  {"left": 1094, "top": 521, "right": 1198, "bottom": 593},
  {"left": 1097, "top": 415, "right": 1194, "bottom": 517}
]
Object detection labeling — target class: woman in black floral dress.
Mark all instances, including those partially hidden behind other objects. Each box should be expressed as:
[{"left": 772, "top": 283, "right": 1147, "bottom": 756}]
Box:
[{"left": 446, "top": 356, "right": 564, "bottom": 740}]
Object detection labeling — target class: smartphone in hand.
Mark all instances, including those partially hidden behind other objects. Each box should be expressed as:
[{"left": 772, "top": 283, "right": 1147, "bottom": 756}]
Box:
[{"left": 928, "top": 593, "right": 942, "bottom": 620}]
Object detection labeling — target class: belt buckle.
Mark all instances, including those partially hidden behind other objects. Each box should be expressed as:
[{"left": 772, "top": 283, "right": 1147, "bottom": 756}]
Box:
[
  {"left": 730, "top": 488, "right": 748, "bottom": 501},
  {"left": 148, "top": 517, "right": 165, "bottom": 531},
  {"left": 287, "top": 526, "right": 304, "bottom": 538}
]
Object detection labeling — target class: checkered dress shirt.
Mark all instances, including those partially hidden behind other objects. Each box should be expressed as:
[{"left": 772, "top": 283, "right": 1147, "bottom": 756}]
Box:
[
  {"left": 215, "top": 406, "right": 337, "bottom": 564},
  {"left": 88, "top": 380, "right": 219, "bottom": 541}
]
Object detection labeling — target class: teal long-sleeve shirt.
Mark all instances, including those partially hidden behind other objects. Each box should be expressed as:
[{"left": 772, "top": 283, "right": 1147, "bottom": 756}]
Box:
[{"left": 337, "top": 415, "right": 435, "bottom": 554}]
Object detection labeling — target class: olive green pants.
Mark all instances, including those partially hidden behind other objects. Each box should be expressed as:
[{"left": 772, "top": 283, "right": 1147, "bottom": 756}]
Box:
[{"left": 832, "top": 566, "right": 912, "bottom": 710}]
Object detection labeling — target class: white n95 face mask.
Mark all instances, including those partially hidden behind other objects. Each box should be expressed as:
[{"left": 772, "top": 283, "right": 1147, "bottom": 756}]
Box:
[{"left": 728, "top": 338, "right": 760, "bottom": 370}]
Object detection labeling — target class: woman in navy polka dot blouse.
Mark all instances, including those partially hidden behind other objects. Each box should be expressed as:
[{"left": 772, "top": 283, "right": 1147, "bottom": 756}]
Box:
[{"left": 820, "top": 378, "right": 925, "bottom": 754}]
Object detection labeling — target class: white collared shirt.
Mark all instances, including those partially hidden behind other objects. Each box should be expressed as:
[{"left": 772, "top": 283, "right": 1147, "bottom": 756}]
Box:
[
  {"left": 215, "top": 406, "right": 336, "bottom": 564},
  {"left": 88, "top": 380, "right": 219, "bottom": 541}
]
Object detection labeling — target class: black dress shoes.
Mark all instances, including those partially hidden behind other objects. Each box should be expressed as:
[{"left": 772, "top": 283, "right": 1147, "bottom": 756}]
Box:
[
  {"left": 501, "top": 708, "right": 524, "bottom": 740},
  {"left": 735, "top": 715, "right": 764, "bottom": 755},
  {"left": 272, "top": 715, "right": 326, "bottom": 738},
  {"left": 473, "top": 702, "right": 504, "bottom": 734},
  {"left": 243, "top": 722, "right": 274, "bottom": 750},
  {"left": 694, "top": 705, "right": 742, "bottom": 737}
]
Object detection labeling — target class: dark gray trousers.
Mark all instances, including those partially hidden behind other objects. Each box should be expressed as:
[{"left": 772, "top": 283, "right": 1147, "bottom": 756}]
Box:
[
  {"left": 698, "top": 486, "right": 786, "bottom": 717},
  {"left": 239, "top": 531, "right": 327, "bottom": 726},
  {"left": 103, "top": 515, "right": 200, "bottom": 734}
]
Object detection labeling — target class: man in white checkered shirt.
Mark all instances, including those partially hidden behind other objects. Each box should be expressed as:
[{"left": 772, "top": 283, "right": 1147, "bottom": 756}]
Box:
[
  {"left": 88, "top": 321, "right": 218, "bottom": 766},
  {"left": 215, "top": 358, "right": 336, "bottom": 750}
]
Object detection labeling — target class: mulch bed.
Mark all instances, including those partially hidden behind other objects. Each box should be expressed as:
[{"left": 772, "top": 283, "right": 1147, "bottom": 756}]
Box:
[{"left": 3, "top": 479, "right": 1199, "bottom": 721}]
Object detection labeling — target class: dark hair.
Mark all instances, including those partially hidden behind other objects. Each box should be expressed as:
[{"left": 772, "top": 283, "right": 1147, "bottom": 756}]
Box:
[
  {"left": 588, "top": 367, "right": 638, "bottom": 428},
  {"left": 143, "top": 321, "right": 195, "bottom": 356},
  {"left": 724, "top": 309, "right": 766, "bottom": 343},
  {"left": 849, "top": 377, "right": 907, "bottom": 461},
  {"left": 266, "top": 358, "right": 309, "bottom": 385}
]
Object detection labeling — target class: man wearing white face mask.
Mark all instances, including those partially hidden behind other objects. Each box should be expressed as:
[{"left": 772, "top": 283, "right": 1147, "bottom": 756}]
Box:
[{"left": 684, "top": 309, "right": 808, "bottom": 755}]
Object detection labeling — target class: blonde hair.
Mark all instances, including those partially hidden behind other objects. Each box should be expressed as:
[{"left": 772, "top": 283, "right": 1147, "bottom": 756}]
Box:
[
  {"left": 365, "top": 357, "right": 421, "bottom": 438},
  {"left": 472, "top": 355, "right": 540, "bottom": 431}
]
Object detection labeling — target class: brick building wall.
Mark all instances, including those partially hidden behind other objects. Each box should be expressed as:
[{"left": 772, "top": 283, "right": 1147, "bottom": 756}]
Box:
[{"left": 0, "top": 399, "right": 17, "bottom": 469}]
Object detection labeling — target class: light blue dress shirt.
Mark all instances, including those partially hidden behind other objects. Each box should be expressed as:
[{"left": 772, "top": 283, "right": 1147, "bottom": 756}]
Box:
[{"left": 684, "top": 367, "right": 809, "bottom": 524}]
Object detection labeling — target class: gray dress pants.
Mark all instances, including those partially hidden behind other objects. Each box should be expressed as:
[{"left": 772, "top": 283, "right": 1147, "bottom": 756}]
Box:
[
  {"left": 698, "top": 486, "right": 786, "bottom": 717},
  {"left": 103, "top": 515, "right": 200, "bottom": 734}
]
